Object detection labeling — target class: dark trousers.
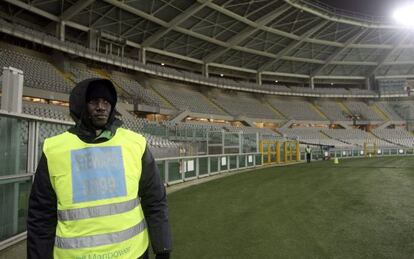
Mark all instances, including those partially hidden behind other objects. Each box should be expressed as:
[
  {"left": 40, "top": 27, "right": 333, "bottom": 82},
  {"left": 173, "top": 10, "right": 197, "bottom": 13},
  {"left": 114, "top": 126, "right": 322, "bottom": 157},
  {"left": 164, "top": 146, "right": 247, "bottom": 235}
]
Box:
[
  {"left": 138, "top": 249, "right": 149, "bottom": 259},
  {"left": 306, "top": 153, "right": 311, "bottom": 163}
]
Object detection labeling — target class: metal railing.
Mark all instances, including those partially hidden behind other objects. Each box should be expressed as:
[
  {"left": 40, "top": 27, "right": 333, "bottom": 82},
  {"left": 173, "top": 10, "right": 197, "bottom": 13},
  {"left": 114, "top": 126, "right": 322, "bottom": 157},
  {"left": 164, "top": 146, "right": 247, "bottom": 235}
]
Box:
[
  {"left": 303, "top": 147, "right": 414, "bottom": 161},
  {"left": 155, "top": 153, "right": 262, "bottom": 186}
]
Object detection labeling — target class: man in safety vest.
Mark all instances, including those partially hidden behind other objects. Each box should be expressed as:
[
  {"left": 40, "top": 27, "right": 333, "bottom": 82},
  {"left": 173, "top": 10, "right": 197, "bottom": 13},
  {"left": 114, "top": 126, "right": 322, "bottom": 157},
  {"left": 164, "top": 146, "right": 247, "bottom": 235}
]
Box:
[
  {"left": 27, "top": 78, "right": 172, "bottom": 259},
  {"left": 305, "top": 145, "right": 312, "bottom": 163}
]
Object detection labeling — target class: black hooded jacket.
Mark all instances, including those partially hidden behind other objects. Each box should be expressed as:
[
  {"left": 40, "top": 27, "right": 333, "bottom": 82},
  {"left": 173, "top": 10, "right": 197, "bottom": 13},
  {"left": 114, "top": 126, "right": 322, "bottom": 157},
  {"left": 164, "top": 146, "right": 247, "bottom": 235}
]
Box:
[{"left": 27, "top": 78, "right": 172, "bottom": 259}]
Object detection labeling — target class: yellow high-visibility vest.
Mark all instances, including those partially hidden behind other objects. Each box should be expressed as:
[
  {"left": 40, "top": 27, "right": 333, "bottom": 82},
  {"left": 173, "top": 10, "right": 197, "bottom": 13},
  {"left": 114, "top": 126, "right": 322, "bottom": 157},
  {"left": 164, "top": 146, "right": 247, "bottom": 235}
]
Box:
[{"left": 43, "top": 128, "right": 149, "bottom": 259}]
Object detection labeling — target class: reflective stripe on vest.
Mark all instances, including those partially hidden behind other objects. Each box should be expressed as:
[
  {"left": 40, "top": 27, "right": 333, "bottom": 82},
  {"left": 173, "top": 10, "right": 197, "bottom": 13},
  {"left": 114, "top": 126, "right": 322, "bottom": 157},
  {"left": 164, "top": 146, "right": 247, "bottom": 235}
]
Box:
[
  {"left": 58, "top": 198, "right": 140, "bottom": 221},
  {"left": 55, "top": 219, "right": 147, "bottom": 249}
]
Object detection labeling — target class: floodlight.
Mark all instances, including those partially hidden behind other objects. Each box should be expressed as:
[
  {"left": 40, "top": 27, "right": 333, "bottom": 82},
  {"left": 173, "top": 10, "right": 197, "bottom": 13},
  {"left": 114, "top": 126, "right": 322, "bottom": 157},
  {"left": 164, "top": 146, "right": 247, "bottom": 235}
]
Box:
[{"left": 393, "top": 4, "right": 414, "bottom": 26}]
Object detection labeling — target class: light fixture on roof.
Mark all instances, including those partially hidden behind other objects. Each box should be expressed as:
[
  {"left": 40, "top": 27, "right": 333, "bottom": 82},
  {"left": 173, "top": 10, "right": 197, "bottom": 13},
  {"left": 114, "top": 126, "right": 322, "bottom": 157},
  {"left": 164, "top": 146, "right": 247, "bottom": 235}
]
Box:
[
  {"left": 220, "top": 74, "right": 224, "bottom": 77},
  {"left": 161, "top": 63, "right": 165, "bottom": 66},
  {"left": 393, "top": 4, "right": 414, "bottom": 26},
  {"left": 275, "top": 80, "right": 278, "bottom": 83},
  {"left": 331, "top": 82, "right": 334, "bottom": 85}
]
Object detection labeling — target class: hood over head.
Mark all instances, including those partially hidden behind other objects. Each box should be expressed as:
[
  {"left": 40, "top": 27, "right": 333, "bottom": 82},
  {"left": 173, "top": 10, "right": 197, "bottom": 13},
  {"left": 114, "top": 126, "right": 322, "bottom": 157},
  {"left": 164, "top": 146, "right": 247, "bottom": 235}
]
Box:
[
  {"left": 86, "top": 81, "right": 116, "bottom": 105},
  {"left": 69, "top": 78, "right": 118, "bottom": 127}
]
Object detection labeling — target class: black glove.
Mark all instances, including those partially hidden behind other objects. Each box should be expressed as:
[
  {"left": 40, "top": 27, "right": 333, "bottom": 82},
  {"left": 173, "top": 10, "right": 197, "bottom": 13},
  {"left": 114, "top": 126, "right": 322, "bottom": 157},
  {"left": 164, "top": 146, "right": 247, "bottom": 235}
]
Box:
[{"left": 155, "top": 253, "right": 170, "bottom": 259}]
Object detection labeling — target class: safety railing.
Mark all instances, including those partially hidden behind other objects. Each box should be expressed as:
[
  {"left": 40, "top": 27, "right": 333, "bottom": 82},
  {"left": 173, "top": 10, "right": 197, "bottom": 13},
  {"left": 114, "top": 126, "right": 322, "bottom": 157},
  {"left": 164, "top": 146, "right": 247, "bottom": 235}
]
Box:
[
  {"left": 302, "top": 146, "right": 414, "bottom": 161},
  {"left": 0, "top": 110, "right": 73, "bottom": 249},
  {"left": 155, "top": 153, "right": 262, "bottom": 186}
]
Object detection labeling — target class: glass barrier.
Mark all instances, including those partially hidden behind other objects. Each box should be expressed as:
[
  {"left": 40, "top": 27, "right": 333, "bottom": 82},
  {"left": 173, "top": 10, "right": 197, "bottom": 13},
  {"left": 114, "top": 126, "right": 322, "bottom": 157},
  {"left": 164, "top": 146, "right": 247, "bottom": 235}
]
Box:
[
  {"left": 155, "top": 153, "right": 261, "bottom": 185},
  {"left": 229, "top": 155, "right": 238, "bottom": 170},
  {"left": 198, "top": 157, "right": 209, "bottom": 177},
  {"left": 255, "top": 154, "right": 262, "bottom": 165},
  {"left": 156, "top": 161, "right": 166, "bottom": 183},
  {"left": 239, "top": 155, "right": 246, "bottom": 168},
  {"left": 0, "top": 176, "right": 32, "bottom": 242},
  {"left": 241, "top": 133, "right": 258, "bottom": 153},
  {"left": 167, "top": 160, "right": 181, "bottom": 183},
  {"left": 300, "top": 152, "right": 306, "bottom": 161},
  {"left": 0, "top": 117, "right": 28, "bottom": 176},
  {"left": 210, "top": 157, "right": 219, "bottom": 173}
]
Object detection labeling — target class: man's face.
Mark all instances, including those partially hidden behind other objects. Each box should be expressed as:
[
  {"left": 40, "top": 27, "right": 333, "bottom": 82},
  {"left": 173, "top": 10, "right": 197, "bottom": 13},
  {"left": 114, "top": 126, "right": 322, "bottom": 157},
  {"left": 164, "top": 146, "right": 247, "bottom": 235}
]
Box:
[{"left": 87, "top": 98, "right": 112, "bottom": 129}]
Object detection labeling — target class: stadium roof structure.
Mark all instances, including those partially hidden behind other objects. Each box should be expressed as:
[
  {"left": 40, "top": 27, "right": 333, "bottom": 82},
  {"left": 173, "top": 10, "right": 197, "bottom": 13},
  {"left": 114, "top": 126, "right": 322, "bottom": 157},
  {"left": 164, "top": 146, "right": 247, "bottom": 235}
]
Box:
[{"left": 1, "top": 0, "right": 414, "bottom": 85}]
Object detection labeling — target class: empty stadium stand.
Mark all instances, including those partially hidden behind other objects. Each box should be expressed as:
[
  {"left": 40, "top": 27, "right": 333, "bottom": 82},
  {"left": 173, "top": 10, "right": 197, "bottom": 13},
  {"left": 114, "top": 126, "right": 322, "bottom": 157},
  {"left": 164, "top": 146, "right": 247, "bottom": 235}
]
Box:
[
  {"left": 322, "top": 129, "right": 392, "bottom": 147},
  {"left": 22, "top": 101, "right": 71, "bottom": 121},
  {"left": 68, "top": 65, "right": 103, "bottom": 83},
  {"left": 210, "top": 92, "right": 280, "bottom": 119},
  {"left": 343, "top": 101, "right": 384, "bottom": 121},
  {"left": 110, "top": 73, "right": 173, "bottom": 109},
  {"left": 268, "top": 98, "right": 326, "bottom": 121},
  {"left": 0, "top": 48, "right": 73, "bottom": 93},
  {"left": 152, "top": 83, "right": 227, "bottom": 115},
  {"left": 392, "top": 101, "right": 414, "bottom": 120},
  {"left": 280, "top": 128, "right": 348, "bottom": 147},
  {"left": 372, "top": 128, "right": 414, "bottom": 147},
  {"left": 316, "top": 101, "right": 351, "bottom": 121},
  {"left": 375, "top": 102, "right": 404, "bottom": 121}
]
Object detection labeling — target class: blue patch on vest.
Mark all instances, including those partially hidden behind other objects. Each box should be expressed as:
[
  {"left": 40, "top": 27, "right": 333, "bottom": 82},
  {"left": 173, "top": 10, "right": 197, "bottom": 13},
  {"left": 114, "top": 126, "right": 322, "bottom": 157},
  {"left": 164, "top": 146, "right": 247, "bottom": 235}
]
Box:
[{"left": 71, "top": 146, "right": 126, "bottom": 203}]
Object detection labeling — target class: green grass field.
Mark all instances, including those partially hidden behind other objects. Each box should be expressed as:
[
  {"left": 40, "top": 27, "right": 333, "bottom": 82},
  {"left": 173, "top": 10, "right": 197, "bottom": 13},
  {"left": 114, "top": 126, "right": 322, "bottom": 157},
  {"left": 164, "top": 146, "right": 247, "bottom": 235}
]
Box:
[{"left": 168, "top": 157, "right": 414, "bottom": 259}]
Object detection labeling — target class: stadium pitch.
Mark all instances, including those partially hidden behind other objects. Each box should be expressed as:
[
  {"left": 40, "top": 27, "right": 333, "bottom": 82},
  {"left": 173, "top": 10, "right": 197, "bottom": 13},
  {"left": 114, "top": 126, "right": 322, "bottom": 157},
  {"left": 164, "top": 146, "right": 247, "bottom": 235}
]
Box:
[{"left": 168, "top": 157, "right": 414, "bottom": 259}]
